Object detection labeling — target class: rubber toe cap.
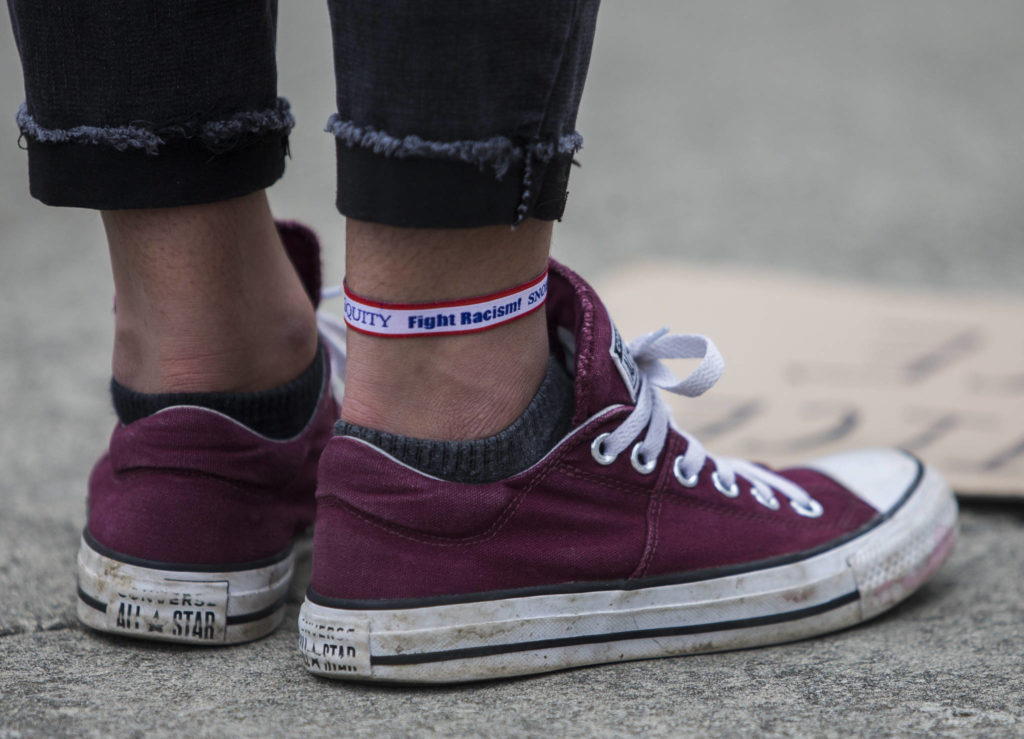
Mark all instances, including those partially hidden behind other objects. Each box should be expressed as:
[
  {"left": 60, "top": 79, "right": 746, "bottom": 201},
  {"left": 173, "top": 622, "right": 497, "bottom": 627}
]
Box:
[{"left": 804, "top": 448, "right": 922, "bottom": 515}]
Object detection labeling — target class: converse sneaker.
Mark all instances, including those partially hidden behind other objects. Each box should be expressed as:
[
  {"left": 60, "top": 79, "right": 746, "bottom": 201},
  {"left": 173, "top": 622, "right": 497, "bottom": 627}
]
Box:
[
  {"left": 77, "top": 222, "right": 339, "bottom": 645},
  {"left": 299, "top": 259, "right": 957, "bottom": 682}
]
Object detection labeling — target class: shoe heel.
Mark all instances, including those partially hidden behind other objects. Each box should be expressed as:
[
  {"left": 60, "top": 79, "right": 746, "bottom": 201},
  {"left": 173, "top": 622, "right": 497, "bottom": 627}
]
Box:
[{"left": 76, "top": 534, "right": 293, "bottom": 645}]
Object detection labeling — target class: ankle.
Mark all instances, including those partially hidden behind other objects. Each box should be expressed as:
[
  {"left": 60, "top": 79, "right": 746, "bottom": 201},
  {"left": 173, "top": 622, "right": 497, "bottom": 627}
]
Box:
[
  {"left": 112, "top": 304, "right": 318, "bottom": 393},
  {"left": 338, "top": 356, "right": 573, "bottom": 482},
  {"left": 104, "top": 192, "right": 320, "bottom": 394},
  {"left": 340, "top": 310, "right": 549, "bottom": 440},
  {"left": 340, "top": 217, "right": 553, "bottom": 441}
]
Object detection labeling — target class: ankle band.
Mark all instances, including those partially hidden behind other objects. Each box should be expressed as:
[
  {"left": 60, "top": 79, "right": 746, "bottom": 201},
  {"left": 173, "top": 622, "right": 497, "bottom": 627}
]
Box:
[{"left": 342, "top": 268, "right": 548, "bottom": 338}]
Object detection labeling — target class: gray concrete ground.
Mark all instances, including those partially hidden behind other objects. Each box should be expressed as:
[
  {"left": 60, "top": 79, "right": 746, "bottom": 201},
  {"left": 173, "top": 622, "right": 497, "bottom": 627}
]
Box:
[{"left": 1, "top": 2, "right": 1022, "bottom": 736}]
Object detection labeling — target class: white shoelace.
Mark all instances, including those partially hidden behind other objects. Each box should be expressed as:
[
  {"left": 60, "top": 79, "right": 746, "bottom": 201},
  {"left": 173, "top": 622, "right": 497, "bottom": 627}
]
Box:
[{"left": 592, "top": 328, "right": 823, "bottom": 518}]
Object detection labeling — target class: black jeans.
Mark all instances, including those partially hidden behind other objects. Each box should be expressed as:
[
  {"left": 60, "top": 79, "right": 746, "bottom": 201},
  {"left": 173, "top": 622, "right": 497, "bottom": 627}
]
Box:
[{"left": 7, "top": 1, "right": 599, "bottom": 228}]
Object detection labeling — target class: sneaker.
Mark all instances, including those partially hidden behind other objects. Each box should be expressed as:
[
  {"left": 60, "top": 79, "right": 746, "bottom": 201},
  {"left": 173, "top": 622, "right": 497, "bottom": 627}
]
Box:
[
  {"left": 76, "top": 222, "right": 339, "bottom": 645},
  {"left": 299, "top": 259, "right": 958, "bottom": 682}
]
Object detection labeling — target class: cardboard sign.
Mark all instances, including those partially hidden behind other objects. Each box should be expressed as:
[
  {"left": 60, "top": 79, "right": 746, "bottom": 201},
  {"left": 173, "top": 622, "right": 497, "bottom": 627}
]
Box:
[{"left": 599, "top": 263, "right": 1024, "bottom": 498}]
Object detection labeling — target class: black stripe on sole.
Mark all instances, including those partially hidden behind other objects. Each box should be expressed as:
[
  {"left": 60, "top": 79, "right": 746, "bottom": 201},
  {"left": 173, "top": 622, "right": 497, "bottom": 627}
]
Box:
[
  {"left": 369, "top": 590, "right": 861, "bottom": 666},
  {"left": 77, "top": 585, "right": 106, "bottom": 613},
  {"left": 226, "top": 597, "right": 286, "bottom": 626},
  {"left": 77, "top": 587, "right": 285, "bottom": 625}
]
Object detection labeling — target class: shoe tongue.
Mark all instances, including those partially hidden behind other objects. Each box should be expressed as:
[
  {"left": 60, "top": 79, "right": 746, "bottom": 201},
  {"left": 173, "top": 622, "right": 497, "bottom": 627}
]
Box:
[{"left": 547, "top": 260, "right": 641, "bottom": 425}]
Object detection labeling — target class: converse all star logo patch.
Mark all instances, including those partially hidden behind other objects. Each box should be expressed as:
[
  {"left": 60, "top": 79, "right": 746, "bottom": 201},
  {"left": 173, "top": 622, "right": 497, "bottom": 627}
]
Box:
[
  {"left": 298, "top": 611, "right": 371, "bottom": 677},
  {"left": 105, "top": 581, "right": 228, "bottom": 643},
  {"left": 610, "top": 322, "right": 641, "bottom": 402}
]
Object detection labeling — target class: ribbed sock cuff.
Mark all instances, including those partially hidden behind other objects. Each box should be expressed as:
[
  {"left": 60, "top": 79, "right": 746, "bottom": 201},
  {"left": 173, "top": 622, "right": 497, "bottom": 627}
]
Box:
[
  {"left": 110, "top": 342, "right": 325, "bottom": 440},
  {"left": 335, "top": 357, "right": 574, "bottom": 484}
]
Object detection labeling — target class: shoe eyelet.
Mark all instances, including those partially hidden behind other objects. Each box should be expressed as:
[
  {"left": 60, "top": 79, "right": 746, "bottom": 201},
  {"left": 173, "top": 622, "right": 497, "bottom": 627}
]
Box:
[
  {"left": 672, "top": 456, "right": 699, "bottom": 488},
  {"left": 590, "top": 433, "right": 617, "bottom": 466},
  {"left": 791, "top": 497, "right": 824, "bottom": 518},
  {"left": 711, "top": 470, "right": 740, "bottom": 498},
  {"left": 752, "top": 486, "right": 781, "bottom": 510},
  {"left": 630, "top": 443, "right": 658, "bottom": 475}
]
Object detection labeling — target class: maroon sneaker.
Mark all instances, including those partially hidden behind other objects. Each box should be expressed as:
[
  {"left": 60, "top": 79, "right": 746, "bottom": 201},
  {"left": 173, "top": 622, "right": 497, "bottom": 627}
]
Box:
[
  {"left": 299, "top": 259, "right": 957, "bottom": 683},
  {"left": 77, "top": 222, "right": 339, "bottom": 645}
]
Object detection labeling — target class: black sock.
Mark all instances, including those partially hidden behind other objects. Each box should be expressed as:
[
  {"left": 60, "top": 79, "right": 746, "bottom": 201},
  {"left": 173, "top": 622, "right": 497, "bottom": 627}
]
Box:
[
  {"left": 336, "top": 357, "right": 575, "bottom": 484},
  {"left": 110, "top": 342, "right": 325, "bottom": 440}
]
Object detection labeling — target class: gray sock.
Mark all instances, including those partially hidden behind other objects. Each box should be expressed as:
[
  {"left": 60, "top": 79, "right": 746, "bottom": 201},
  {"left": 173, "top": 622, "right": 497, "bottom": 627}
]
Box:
[{"left": 335, "top": 357, "right": 574, "bottom": 484}]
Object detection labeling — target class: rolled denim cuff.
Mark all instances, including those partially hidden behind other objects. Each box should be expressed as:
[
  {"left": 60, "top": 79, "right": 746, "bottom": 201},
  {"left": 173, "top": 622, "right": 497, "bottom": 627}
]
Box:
[
  {"left": 17, "top": 99, "right": 293, "bottom": 209},
  {"left": 329, "top": 117, "right": 583, "bottom": 228}
]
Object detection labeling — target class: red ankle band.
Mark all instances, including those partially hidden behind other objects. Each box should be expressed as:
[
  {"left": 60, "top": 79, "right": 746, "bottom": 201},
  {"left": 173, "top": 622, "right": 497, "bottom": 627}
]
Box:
[{"left": 342, "top": 268, "right": 549, "bottom": 338}]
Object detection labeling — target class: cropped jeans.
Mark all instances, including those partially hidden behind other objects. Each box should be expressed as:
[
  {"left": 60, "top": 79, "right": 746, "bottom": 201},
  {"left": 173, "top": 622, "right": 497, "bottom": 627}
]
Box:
[{"left": 7, "top": 0, "right": 600, "bottom": 228}]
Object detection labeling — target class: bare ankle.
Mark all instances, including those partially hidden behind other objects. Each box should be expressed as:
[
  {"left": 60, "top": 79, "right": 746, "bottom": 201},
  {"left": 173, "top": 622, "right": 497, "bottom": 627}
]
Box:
[
  {"left": 341, "top": 310, "right": 549, "bottom": 439},
  {"left": 112, "top": 310, "right": 318, "bottom": 393},
  {"left": 105, "top": 192, "right": 319, "bottom": 394},
  {"left": 340, "top": 218, "right": 553, "bottom": 440}
]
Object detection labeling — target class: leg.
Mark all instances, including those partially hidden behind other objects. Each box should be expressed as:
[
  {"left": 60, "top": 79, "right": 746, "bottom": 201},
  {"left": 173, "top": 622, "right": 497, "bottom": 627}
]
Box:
[
  {"left": 9, "top": 0, "right": 337, "bottom": 643},
  {"left": 329, "top": 0, "right": 599, "bottom": 445},
  {"left": 342, "top": 219, "right": 551, "bottom": 439},
  {"left": 104, "top": 192, "right": 316, "bottom": 394},
  {"left": 10, "top": 0, "right": 316, "bottom": 393}
]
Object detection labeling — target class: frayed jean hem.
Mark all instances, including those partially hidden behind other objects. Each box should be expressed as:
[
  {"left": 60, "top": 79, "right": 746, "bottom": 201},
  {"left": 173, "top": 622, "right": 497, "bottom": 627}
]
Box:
[
  {"left": 326, "top": 115, "right": 583, "bottom": 226},
  {"left": 16, "top": 98, "right": 295, "bottom": 156},
  {"left": 325, "top": 114, "right": 581, "bottom": 179}
]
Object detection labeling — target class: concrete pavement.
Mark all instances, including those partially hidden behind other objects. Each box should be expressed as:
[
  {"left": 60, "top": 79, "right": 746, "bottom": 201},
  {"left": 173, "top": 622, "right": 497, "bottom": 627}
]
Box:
[{"left": 2, "top": 2, "right": 1022, "bottom": 736}]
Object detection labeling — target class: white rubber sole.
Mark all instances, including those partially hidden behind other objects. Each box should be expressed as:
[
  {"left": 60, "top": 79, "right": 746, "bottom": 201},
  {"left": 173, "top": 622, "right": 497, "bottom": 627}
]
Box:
[
  {"left": 298, "top": 463, "right": 957, "bottom": 683},
  {"left": 77, "top": 534, "right": 298, "bottom": 645}
]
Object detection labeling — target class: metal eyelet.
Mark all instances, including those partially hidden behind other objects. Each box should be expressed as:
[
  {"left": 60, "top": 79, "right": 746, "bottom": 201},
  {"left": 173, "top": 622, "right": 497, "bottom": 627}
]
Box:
[
  {"left": 791, "top": 497, "right": 824, "bottom": 518},
  {"left": 590, "top": 433, "right": 617, "bottom": 466},
  {"left": 751, "top": 486, "right": 781, "bottom": 511},
  {"left": 672, "top": 456, "right": 699, "bottom": 488},
  {"left": 711, "top": 470, "right": 740, "bottom": 498},
  {"left": 630, "top": 443, "right": 658, "bottom": 475}
]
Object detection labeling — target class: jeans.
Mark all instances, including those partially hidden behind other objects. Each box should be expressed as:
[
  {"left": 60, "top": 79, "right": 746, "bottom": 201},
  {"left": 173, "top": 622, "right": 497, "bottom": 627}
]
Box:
[{"left": 7, "top": 0, "right": 600, "bottom": 228}]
